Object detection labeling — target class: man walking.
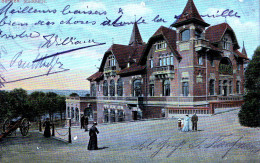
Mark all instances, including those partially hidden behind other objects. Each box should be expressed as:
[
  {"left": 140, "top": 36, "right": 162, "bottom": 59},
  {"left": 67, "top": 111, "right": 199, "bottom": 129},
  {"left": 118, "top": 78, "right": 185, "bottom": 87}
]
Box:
[
  {"left": 88, "top": 122, "right": 99, "bottom": 150},
  {"left": 191, "top": 113, "right": 198, "bottom": 131},
  {"left": 80, "top": 115, "right": 85, "bottom": 129}
]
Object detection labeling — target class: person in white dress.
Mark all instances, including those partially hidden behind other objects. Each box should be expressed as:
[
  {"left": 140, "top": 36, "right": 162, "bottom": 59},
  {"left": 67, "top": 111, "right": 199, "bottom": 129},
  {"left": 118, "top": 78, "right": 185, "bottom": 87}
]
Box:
[{"left": 182, "top": 115, "right": 190, "bottom": 132}]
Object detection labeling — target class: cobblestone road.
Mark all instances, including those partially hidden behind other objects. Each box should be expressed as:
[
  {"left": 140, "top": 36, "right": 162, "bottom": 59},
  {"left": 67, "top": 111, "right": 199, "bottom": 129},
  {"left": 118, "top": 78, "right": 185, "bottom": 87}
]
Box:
[{"left": 1, "top": 109, "right": 259, "bottom": 163}]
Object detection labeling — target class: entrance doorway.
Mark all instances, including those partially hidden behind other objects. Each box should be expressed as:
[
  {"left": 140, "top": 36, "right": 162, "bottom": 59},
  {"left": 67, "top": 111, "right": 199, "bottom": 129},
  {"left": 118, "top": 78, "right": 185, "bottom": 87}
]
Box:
[{"left": 132, "top": 111, "right": 138, "bottom": 120}]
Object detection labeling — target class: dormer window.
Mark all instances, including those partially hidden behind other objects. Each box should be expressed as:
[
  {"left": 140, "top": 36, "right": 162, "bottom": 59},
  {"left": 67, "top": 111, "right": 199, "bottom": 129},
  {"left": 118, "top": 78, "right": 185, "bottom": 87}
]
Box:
[
  {"left": 223, "top": 37, "right": 230, "bottom": 50},
  {"left": 108, "top": 55, "right": 116, "bottom": 67},
  {"left": 155, "top": 41, "right": 167, "bottom": 50},
  {"left": 181, "top": 29, "right": 190, "bottom": 41}
]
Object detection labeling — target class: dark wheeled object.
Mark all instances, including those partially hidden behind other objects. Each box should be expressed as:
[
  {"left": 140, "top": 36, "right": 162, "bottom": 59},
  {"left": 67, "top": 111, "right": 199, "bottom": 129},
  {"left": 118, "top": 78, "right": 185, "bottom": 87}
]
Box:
[{"left": 0, "top": 117, "right": 30, "bottom": 140}]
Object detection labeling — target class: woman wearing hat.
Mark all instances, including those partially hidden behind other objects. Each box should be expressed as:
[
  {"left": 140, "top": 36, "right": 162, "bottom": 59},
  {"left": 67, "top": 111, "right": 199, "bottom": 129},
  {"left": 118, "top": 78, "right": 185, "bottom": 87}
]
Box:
[{"left": 88, "top": 122, "right": 99, "bottom": 150}]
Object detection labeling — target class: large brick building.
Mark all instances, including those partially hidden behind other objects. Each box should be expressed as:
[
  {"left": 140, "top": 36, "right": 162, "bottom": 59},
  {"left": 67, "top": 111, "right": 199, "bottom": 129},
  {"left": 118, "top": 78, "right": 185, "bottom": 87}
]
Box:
[{"left": 66, "top": 0, "right": 248, "bottom": 124}]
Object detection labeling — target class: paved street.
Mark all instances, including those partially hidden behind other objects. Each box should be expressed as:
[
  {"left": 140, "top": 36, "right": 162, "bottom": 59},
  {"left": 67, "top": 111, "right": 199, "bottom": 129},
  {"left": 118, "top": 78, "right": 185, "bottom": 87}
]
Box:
[{"left": 1, "top": 108, "right": 260, "bottom": 163}]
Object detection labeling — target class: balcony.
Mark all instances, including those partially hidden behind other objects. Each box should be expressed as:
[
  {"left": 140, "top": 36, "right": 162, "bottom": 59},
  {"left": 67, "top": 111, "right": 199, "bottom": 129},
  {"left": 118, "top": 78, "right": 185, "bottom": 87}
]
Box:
[
  {"left": 152, "top": 65, "right": 174, "bottom": 79},
  {"left": 194, "top": 39, "right": 210, "bottom": 51},
  {"left": 104, "top": 66, "right": 117, "bottom": 77}
]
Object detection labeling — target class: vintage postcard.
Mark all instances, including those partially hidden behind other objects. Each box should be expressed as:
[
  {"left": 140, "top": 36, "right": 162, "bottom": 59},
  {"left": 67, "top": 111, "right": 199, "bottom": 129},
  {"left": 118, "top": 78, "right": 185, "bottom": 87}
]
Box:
[{"left": 0, "top": 0, "right": 259, "bottom": 162}]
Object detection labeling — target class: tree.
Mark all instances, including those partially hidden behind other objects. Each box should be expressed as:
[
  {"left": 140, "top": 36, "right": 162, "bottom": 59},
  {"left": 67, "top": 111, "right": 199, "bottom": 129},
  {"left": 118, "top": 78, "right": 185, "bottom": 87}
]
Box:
[
  {"left": 28, "top": 91, "right": 46, "bottom": 121},
  {"left": 238, "top": 46, "right": 260, "bottom": 127},
  {"left": 9, "top": 88, "right": 30, "bottom": 119},
  {"left": 70, "top": 93, "right": 79, "bottom": 97},
  {"left": 0, "top": 91, "right": 13, "bottom": 121},
  {"left": 45, "top": 92, "right": 59, "bottom": 121}
]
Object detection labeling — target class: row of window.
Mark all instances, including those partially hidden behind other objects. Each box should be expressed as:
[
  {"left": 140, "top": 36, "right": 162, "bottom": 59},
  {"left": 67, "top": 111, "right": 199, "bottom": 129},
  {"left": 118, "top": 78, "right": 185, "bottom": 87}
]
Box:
[
  {"left": 149, "top": 80, "right": 189, "bottom": 97},
  {"left": 103, "top": 79, "right": 123, "bottom": 96},
  {"left": 155, "top": 41, "right": 167, "bottom": 50},
  {"left": 210, "top": 80, "right": 241, "bottom": 96},
  {"left": 91, "top": 79, "right": 241, "bottom": 97}
]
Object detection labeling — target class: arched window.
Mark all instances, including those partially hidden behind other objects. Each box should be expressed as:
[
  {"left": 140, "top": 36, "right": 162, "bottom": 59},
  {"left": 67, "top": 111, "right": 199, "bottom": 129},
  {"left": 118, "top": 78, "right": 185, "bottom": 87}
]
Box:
[
  {"left": 219, "top": 57, "right": 233, "bottom": 75},
  {"left": 182, "top": 82, "right": 189, "bottom": 96},
  {"left": 133, "top": 79, "right": 141, "bottom": 97},
  {"left": 91, "top": 83, "right": 96, "bottom": 97},
  {"left": 219, "top": 80, "right": 222, "bottom": 95},
  {"left": 117, "top": 78, "right": 123, "bottom": 96},
  {"left": 229, "top": 81, "right": 232, "bottom": 94},
  {"left": 103, "top": 80, "right": 108, "bottom": 96},
  {"left": 236, "top": 81, "right": 240, "bottom": 94},
  {"left": 209, "top": 79, "right": 215, "bottom": 95},
  {"left": 163, "top": 80, "right": 170, "bottom": 96},
  {"left": 109, "top": 80, "right": 115, "bottom": 96},
  {"left": 181, "top": 29, "right": 190, "bottom": 41}
]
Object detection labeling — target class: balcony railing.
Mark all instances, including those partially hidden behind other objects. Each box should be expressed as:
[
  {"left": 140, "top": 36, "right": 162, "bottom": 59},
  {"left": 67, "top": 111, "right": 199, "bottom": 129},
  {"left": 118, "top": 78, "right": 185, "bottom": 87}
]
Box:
[
  {"left": 194, "top": 39, "right": 210, "bottom": 51},
  {"left": 152, "top": 65, "right": 174, "bottom": 79},
  {"left": 104, "top": 66, "right": 117, "bottom": 77}
]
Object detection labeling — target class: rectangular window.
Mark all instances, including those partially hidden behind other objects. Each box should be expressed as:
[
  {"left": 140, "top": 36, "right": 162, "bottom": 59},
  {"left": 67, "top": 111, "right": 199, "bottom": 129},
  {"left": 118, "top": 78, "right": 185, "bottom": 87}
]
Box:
[
  {"left": 182, "top": 82, "right": 189, "bottom": 96},
  {"left": 159, "top": 59, "right": 162, "bottom": 66},
  {"left": 167, "top": 57, "right": 170, "bottom": 65},
  {"left": 163, "top": 58, "right": 166, "bottom": 66},
  {"left": 210, "top": 58, "right": 214, "bottom": 67},
  {"left": 170, "top": 56, "right": 174, "bottom": 65},
  {"left": 150, "top": 59, "right": 153, "bottom": 68},
  {"left": 198, "top": 56, "right": 203, "bottom": 65},
  {"left": 237, "top": 64, "right": 240, "bottom": 71}
]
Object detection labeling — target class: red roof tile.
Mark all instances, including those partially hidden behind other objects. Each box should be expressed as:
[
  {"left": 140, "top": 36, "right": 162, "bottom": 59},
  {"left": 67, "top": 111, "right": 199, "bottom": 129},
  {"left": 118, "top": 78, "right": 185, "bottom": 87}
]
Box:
[
  {"left": 140, "top": 26, "right": 181, "bottom": 65},
  {"left": 234, "top": 50, "right": 249, "bottom": 60},
  {"left": 87, "top": 71, "right": 103, "bottom": 81},
  {"left": 129, "top": 22, "right": 144, "bottom": 46},
  {"left": 172, "top": 0, "right": 209, "bottom": 27},
  {"left": 118, "top": 63, "right": 146, "bottom": 75}
]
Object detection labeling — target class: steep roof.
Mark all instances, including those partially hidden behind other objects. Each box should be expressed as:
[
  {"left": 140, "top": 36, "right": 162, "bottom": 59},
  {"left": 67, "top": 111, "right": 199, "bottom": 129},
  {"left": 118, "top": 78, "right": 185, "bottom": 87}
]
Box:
[
  {"left": 242, "top": 41, "right": 248, "bottom": 57},
  {"left": 129, "top": 22, "right": 144, "bottom": 46},
  {"left": 87, "top": 71, "right": 103, "bottom": 82},
  {"left": 205, "top": 23, "right": 239, "bottom": 49},
  {"left": 171, "top": 0, "right": 209, "bottom": 27},
  {"left": 140, "top": 26, "right": 181, "bottom": 65}
]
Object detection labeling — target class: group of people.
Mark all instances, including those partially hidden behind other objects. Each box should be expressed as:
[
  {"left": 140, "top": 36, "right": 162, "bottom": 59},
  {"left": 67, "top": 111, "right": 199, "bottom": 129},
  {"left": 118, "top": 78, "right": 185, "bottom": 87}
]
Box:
[{"left": 180, "top": 113, "right": 198, "bottom": 132}]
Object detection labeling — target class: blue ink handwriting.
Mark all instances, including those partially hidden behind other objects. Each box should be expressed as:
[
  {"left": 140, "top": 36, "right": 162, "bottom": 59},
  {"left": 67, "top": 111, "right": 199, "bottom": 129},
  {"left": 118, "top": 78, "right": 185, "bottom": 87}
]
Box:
[
  {"left": 0, "top": 29, "right": 40, "bottom": 39},
  {"left": 33, "top": 42, "right": 106, "bottom": 63},
  {"left": 41, "top": 34, "right": 96, "bottom": 48},
  {"left": 152, "top": 15, "right": 167, "bottom": 23},
  {"left": 100, "top": 15, "right": 146, "bottom": 27},
  {"left": 61, "top": 5, "right": 107, "bottom": 16}
]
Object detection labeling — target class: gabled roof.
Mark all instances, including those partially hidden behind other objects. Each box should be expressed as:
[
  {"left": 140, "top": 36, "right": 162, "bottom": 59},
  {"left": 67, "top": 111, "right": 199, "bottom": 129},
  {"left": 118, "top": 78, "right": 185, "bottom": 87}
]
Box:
[
  {"left": 171, "top": 0, "right": 209, "bottom": 27},
  {"left": 205, "top": 23, "right": 240, "bottom": 49},
  {"left": 140, "top": 26, "right": 181, "bottom": 65},
  {"left": 87, "top": 71, "right": 103, "bottom": 82},
  {"left": 129, "top": 22, "right": 144, "bottom": 46}
]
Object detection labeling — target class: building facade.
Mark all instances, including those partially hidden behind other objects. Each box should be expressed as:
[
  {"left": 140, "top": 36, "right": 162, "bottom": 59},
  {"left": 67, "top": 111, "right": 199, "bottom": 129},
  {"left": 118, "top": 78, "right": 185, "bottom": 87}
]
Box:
[{"left": 66, "top": 0, "right": 248, "bottom": 124}]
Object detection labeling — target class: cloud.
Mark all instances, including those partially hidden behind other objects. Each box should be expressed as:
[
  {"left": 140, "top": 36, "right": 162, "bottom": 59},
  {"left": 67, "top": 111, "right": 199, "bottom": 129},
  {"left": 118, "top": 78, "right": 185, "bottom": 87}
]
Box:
[{"left": 121, "top": 2, "right": 153, "bottom": 17}]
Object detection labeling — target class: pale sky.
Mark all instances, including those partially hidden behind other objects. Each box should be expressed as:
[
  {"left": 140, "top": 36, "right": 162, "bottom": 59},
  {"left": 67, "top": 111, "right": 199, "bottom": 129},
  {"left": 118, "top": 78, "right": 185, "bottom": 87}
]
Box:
[{"left": 0, "top": 0, "right": 259, "bottom": 90}]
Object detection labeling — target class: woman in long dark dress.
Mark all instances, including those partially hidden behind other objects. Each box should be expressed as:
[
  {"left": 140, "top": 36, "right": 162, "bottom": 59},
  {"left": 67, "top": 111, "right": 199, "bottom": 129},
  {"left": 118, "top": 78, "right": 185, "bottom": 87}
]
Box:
[
  {"left": 88, "top": 122, "right": 99, "bottom": 150},
  {"left": 43, "top": 118, "right": 51, "bottom": 137}
]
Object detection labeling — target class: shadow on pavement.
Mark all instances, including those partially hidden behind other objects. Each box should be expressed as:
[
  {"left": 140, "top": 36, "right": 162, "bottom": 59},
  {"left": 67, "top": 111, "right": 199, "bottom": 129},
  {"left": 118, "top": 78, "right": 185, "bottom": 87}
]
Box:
[{"left": 98, "top": 147, "right": 109, "bottom": 150}]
